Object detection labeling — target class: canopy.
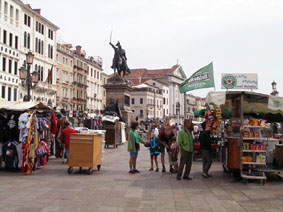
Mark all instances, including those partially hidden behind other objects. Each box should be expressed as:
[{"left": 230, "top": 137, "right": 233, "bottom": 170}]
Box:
[
  {"left": 206, "top": 91, "right": 283, "bottom": 122},
  {"left": 0, "top": 101, "right": 51, "bottom": 111}
]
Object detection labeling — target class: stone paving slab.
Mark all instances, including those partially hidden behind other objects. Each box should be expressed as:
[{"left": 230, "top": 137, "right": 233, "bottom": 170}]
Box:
[{"left": 1, "top": 144, "right": 283, "bottom": 211}]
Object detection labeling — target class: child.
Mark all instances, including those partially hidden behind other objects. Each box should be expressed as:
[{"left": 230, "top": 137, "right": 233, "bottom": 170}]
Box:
[
  {"left": 145, "top": 130, "right": 160, "bottom": 172},
  {"left": 170, "top": 137, "right": 179, "bottom": 173}
]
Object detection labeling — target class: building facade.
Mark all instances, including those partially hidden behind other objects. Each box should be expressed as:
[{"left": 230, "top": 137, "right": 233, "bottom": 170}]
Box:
[
  {"left": 101, "top": 72, "right": 108, "bottom": 111},
  {"left": 185, "top": 94, "right": 206, "bottom": 120},
  {"left": 127, "top": 65, "right": 187, "bottom": 123},
  {"left": 86, "top": 56, "right": 103, "bottom": 114},
  {"left": 0, "top": 0, "right": 21, "bottom": 101},
  {"left": 72, "top": 45, "right": 88, "bottom": 112},
  {"left": 56, "top": 43, "right": 74, "bottom": 110},
  {"left": 17, "top": 2, "right": 59, "bottom": 106},
  {"left": 131, "top": 82, "right": 164, "bottom": 122}
]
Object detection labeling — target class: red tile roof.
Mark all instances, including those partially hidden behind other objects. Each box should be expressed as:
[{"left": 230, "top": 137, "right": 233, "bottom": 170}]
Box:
[{"left": 126, "top": 65, "right": 180, "bottom": 86}]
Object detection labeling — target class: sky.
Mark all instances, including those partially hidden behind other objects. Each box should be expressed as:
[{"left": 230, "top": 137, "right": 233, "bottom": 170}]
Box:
[{"left": 24, "top": 0, "right": 283, "bottom": 97}]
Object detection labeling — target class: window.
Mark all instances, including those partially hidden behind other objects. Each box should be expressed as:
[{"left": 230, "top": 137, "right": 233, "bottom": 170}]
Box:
[
  {"left": 48, "top": 44, "right": 53, "bottom": 58},
  {"left": 10, "top": 5, "right": 13, "bottom": 21},
  {"left": 24, "top": 14, "right": 31, "bottom": 27},
  {"left": 8, "top": 87, "right": 11, "bottom": 101},
  {"left": 3, "top": 30, "right": 7, "bottom": 44},
  {"left": 48, "top": 29, "right": 53, "bottom": 40},
  {"left": 9, "top": 33, "right": 12, "bottom": 47},
  {"left": 15, "top": 9, "right": 19, "bottom": 23},
  {"left": 131, "top": 98, "right": 135, "bottom": 105},
  {"left": 13, "top": 88, "right": 17, "bottom": 101},
  {"left": 24, "top": 32, "right": 27, "bottom": 47},
  {"left": 140, "top": 98, "right": 143, "bottom": 104},
  {"left": 1, "top": 86, "right": 5, "bottom": 98},
  {"left": 14, "top": 61, "right": 17, "bottom": 75},
  {"left": 8, "top": 59, "right": 12, "bottom": 73},
  {"left": 140, "top": 110, "right": 143, "bottom": 117},
  {"left": 163, "top": 97, "right": 166, "bottom": 104},
  {"left": 2, "top": 57, "right": 6, "bottom": 72},
  {"left": 4, "top": 1, "right": 7, "bottom": 15},
  {"left": 15, "top": 36, "right": 18, "bottom": 49}
]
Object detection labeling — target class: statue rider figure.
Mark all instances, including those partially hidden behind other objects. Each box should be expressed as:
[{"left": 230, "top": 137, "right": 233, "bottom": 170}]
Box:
[{"left": 109, "top": 41, "right": 130, "bottom": 77}]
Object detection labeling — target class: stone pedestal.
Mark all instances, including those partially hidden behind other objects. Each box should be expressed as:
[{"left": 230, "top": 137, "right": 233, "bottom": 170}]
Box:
[{"left": 104, "top": 76, "right": 134, "bottom": 126}]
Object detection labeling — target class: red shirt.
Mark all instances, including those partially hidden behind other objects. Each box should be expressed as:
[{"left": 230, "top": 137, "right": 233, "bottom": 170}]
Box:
[{"left": 62, "top": 127, "right": 79, "bottom": 149}]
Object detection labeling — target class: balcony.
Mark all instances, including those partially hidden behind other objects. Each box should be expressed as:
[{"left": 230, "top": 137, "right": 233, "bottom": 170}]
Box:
[
  {"left": 62, "top": 97, "right": 69, "bottom": 102},
  {"left": 35, "top": 81, "right": 57, "bottom": 95}
]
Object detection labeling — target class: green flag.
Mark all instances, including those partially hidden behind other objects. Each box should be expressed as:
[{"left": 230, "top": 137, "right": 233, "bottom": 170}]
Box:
[{"left": 179, "top": 62, "right": 215, "bottom": 93}]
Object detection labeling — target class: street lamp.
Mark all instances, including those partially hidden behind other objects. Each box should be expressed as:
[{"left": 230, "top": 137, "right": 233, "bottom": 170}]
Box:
[
  {"left": 271, "top": 81, "right": 279, "bottom": 96},
  {"left": 19, "top": 51, "right": 37, "bottom": 102}
]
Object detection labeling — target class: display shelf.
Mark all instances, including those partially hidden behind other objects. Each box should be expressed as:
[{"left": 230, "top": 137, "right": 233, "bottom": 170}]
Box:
[
  {"left": 241, "top": 173, "right": 266, "bottom": 180},
  {"left": 242, "top": 150, "right": 267, "bottom": 153},
  {"left": 242, "top": 162, "right": 266, "bottom": 165},
  {"left": 243, "top": 137, "right": 279, "bottom": 141},
  {"left": 243, "top": 125, "right": 269, "bottom": 128}
]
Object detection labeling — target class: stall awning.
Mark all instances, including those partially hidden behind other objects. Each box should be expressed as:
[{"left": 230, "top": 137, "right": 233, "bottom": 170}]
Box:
[{"left": 0, "top": 101, "right": 51, "bottom": 111}]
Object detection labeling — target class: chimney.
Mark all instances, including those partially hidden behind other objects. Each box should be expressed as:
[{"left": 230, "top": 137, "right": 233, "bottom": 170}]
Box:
[
  {"left": 33, "top": 9, "right": 41, "bottom": 15},
  {"left": 89, "top": 56, "right": 94, "bottom": 62},
  {"left": 75, "top": 45, "right": 82, "bottom": 55}
]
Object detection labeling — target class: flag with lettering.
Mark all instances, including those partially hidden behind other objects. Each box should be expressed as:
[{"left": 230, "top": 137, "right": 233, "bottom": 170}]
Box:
[{"left": 179, "top": 62, "right": 215, "bottom": 93}]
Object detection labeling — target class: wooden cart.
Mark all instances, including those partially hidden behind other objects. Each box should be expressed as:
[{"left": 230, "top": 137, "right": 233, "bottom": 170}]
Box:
[{"left": 68, "top": 133, "right": 102, "bottom": 175}]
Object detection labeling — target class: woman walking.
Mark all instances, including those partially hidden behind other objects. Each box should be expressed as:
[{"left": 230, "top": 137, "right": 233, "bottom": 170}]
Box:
[{"left": 128, "top": 122, "right": 143, "bottom": 174}]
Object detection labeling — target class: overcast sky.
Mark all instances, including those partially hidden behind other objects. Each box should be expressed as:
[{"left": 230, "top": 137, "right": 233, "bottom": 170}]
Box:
[{"left": 25, "top": 0, "right": 283, "bottom": 97}]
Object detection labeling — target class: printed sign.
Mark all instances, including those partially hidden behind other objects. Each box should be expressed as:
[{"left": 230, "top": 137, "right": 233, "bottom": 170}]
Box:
[{"left": 221, "top": 73, "right": 258, "bottom": 90}]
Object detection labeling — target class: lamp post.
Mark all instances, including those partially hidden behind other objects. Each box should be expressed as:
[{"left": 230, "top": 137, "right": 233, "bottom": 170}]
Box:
[
  {"left": 271, "top": 81, "right": 279, "bottom": 96},
  {"left": 19, "top": 51, "right": 38, "bottom": 102}
]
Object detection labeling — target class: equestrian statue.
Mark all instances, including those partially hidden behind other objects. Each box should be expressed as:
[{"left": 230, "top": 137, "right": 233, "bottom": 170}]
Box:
[{"left": 109, "top": 41, "right": 131, "bottom": 78}]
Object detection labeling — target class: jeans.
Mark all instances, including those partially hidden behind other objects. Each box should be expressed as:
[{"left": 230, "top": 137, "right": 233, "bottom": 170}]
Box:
[
  {"left": 177, "top": 150, "right": 193, "bottom": 178},
  {"left": 202, "top": 150, "right": 212, "bottom": 174}
]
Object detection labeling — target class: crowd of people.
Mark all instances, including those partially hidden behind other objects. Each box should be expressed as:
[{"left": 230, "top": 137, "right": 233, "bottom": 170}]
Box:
[{"left": 127, "top": 118, "right": 213, "bottom": 180}]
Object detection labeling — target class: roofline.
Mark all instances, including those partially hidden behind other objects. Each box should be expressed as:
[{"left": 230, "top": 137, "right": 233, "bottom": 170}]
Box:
[{"left": 14, "top": 0, "right": 60, "bottom": 30}]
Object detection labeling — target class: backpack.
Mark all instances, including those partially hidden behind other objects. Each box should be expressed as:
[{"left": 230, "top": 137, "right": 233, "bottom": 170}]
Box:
[{"left": 3, "top": 142, "right": 18, "bottom": 170}]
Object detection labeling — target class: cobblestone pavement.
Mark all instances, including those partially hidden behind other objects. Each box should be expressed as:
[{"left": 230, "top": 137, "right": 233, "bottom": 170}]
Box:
[{"left": 1, "top": 144, "right": 283, "bottom": 212}]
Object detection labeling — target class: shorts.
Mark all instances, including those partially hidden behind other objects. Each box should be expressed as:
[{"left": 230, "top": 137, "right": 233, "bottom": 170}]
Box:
[
  {"left": 159, "top": 144, "right": 170, "bottom": 153},
  {"left": 150, "top": 154, "right": 159, "bottom": 160},
  {"left": 130, "top": 152, "right": 138, "bottom": 157}
]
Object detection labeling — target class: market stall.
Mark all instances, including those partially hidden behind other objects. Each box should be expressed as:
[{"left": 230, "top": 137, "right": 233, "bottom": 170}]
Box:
[
  {"left": 206, "top": 91, "right": 283, "bottom": 183},
  {"left": 0, "top": 101, "right": 52, "bottom": 174}
]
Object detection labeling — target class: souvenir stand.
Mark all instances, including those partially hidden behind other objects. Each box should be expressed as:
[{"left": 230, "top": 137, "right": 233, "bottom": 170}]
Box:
[
  {"left": 0, "top": 101, "right": 52, "bottom": 174},
  {"left": 206, "top": 91, "right": 283, "bottom": 184}
]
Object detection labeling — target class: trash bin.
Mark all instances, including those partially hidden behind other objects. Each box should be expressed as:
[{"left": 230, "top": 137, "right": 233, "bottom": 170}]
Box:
[{"left": 68, "top": 133, "right": 102, "bottom": 175}]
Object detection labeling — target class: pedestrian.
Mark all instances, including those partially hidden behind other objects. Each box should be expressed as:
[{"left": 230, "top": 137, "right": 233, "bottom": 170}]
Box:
[
  {"left": 61, "top": 122, "right": 79, "bottom": 163},
  {"left": 170, "top": 137, "right": 179, "bottom": 173},
  {"left": 199, "top": 121, "right": 213, "bottom": 178},
  {"left": 128, "top": 122, "right": 143, "bottom": 174},
  {"left": 159, "top": 119, "right": 175, "bottom": 173},
  {"left": 177, "top": 119, "right": 194, "bottom": 180},
  {"left": 145, "top": 129, "right": 160, "bottom": 172}
]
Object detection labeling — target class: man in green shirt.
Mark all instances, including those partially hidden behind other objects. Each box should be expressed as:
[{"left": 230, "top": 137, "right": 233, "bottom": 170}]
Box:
[{"left": 177, "top": 119, "right": 194, "bottom": 180}]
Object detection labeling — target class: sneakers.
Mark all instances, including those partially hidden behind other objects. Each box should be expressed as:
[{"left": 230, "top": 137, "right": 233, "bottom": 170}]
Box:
[
  {"left": 129, "top": 170, "right": 135, "bottom": 174},
  {"left": 155, "top": 168, "right": 159, "bottom": 172},
  {"left": 149, "top": 168, "right": 153, "bottom": 171},
  {"left": 162, "top": 167, "right": 166, "bottom": 173},
  {"left": 202, "top": 173, "right": 209, "bottom": 178},
  {"left": 133, "top": 169, "right": 140, "bottom": 173}
]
